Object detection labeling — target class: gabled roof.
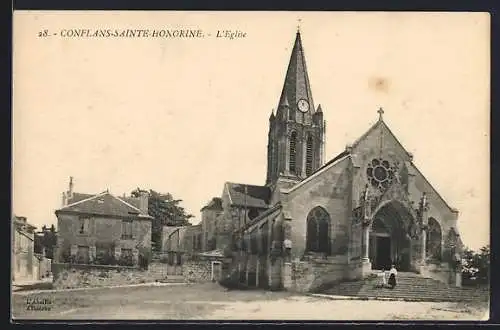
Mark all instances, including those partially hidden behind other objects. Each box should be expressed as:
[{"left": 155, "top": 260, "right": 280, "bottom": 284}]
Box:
[
  {"left": 225, "top": 182, "right": 271, "bottom": 209},
  {"left": 56, "top": 191, "right": 152, "bottom": 219},
  {"left": 283, "top": 153, "right": 351, "bottom": 194},
  {"left": 67, "top": 192, "right": 95, "bottom": 204},
  {"left": 310, "top": 150, "right": 349, "bottom": 176},
  {"left": 350, "top": 117, "right": 411, "bottom": 159},
  {"left": 13, "top": 216, "right": 37, "bottom": 231},
  {"left": 121, "top": 197, "right": 141, "bottom": 209},
  {"left": 200, "top": 197, "right": 223, "bottom": 212},
  {"left": 339, "top": 115, "right": 457, "bottom": 213}
]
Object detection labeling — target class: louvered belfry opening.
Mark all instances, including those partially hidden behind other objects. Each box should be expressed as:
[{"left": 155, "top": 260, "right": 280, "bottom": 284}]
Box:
[
  {"left": 306, "top": 135, "right": 313, "bottom": 176},
  {"left": 289, "top": 131, "right": 297, "bottom": 174}
]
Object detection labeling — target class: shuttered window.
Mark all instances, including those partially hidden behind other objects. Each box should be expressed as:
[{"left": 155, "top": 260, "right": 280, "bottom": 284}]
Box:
[
  {"left": 306, "top": 135, "right": 313, "bottom": 176},
  {"left": 121, "top": 220, "right": 133, "bottom": 239},
  {"left": 289, "top": 131, "right": 297, "bottom": 173}
]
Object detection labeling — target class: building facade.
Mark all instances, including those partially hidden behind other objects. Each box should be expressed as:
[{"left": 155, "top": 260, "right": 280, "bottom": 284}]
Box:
[
  {"left": 54, "top": 178, "right": 153, "bottom": 266},
  {"left": 12, "top": 216, "right": 38, "bottom": 283},
  {"left": 210, "top": 31, "right": 464, "bottom": 292},
  {"left": 200, "top": 197, "right": 223, "bottom": 252}
]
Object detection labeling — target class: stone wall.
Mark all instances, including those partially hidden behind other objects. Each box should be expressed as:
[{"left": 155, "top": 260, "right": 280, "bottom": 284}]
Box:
[
  {"left": 284, "top": 256, "right": 348, "bottom": 293},
  {"left": 51, "top": 262, "right": 185, "bottom": 289},
  {"left": 420, "top": 262, "right": 452, "bottom": 285},
  {"left": 284, "top": 157, "right": 351, "bottom": 259},
  {"left": 183, "top": 260, "right": 212, "bottom": 283}
]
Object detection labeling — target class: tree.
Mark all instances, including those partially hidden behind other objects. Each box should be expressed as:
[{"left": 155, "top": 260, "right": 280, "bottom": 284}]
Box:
[
  {"left": 462, "top": 244, "right": 490, "bottom": 285},
  {"left": 130, "top": 188, "right": 194, "bottom": 252}
]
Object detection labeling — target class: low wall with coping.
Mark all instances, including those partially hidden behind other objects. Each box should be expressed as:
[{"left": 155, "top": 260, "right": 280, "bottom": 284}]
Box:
[{"left": 51, "top": 262, "right": 184, "bottom": 289}]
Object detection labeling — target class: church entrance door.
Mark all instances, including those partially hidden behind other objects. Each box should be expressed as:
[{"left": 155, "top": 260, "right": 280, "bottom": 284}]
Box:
[
  {"left": 374, "top": 236, "right": 392, "bottom": 270},
  {"left": 369, "top": 201, "right": 414, "bottom": 272}
]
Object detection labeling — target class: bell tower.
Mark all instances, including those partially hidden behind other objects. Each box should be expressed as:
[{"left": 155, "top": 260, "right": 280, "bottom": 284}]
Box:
[{"left": 266, "top": 30, "right": 325, "bottom": 186}]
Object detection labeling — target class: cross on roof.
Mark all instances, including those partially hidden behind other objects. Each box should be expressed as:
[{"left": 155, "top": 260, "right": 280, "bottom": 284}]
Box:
[
  {"left": 297, "top": 18, "right": 302, "bottom": 32},
  {"left": 377, "top": 107, "right": 384, "bottom": 121}
]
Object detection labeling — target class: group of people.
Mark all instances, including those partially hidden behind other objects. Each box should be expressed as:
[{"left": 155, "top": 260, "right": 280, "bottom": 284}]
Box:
[{"left": 376, "top": 264, "right": 398, "bottom": 289}]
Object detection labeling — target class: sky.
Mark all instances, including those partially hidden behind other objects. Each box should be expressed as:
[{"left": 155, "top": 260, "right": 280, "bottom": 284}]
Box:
[{"left": 13, "top": 11, "right": 490, "bottom": 250}]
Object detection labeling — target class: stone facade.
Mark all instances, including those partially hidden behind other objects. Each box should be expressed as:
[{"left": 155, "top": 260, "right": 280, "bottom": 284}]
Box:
[
  {"left": 12, "top": 216, "right": 37, "bottom": 283},
  {"left": 162, "top": 224, "right": 202, "bottom": 254},
  {"left": 208, "top": 31, "right": 464, "bottom": 293},
  {"left": 56, "top": 213, "right": 152, "bottom": 265},
  {"left": 200, "top": 198, "right": 223, "bottom": 252},
  {"left": 54, "top": 181, "right": 153, "bottom": 267}
]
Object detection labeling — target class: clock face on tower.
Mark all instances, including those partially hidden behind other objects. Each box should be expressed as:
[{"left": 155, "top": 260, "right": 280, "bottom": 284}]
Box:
[{"left": 297, "top": 99, "right": 309, "bottom": 112}]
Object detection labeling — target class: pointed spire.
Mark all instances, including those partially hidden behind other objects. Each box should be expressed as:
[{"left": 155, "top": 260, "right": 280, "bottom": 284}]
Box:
[
  {"left": 269, "top": 109, "right": 275, "bottom": 120},
  {"left": 316, "top": 104, "right": 322, "bottom": 113},
  {"left": 278, "top": 30, "right": 315, "bottom": 113}
]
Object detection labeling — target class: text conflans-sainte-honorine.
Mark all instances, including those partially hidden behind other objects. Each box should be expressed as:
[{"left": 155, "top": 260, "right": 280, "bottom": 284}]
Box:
[{"left": 58, "top": 29, "right": 247, "bottom": 39}]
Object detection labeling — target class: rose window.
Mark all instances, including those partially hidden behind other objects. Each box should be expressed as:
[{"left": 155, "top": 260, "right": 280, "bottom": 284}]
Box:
[{"left": 366, "top": 158, "right": 396, "bottom": 190}]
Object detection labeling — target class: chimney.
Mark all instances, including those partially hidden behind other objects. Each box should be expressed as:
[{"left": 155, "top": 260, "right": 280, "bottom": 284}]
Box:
[
  {"left": 68, "top": 176, "right": 74, "bottom": 199},
  {"left": 139, "top": 191, "right": 149, "bottom": 215}
]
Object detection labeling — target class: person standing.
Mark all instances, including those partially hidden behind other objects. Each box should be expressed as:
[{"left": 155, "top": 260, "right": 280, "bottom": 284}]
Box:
[{"left": 388, "top": 264, "right": 397, "bottom": 289}]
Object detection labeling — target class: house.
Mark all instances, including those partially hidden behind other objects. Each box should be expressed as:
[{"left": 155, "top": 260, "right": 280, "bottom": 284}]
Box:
[
  {"left": 12, "top": 216, "right": 38, "bottom": 283},
  {"left": 200, "top": 197, "right": 223, "bottom": 252},
  {"left": 54, "top": 177, "right": 153, "bottom": 266}
]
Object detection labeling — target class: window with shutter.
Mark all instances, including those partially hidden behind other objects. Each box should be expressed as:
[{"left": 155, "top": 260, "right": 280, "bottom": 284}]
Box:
[
  {"left": 306, "top": 135, "right": 313, "bottom": 176},
  {"left": 121, "top": 220, "right": 133, "bottom": 239},
  {"left": 289, "top": 131, "right": 297, "bottom": 173},
  {"left": 78, "top": 217, "right": 91, "bottom": 234}
]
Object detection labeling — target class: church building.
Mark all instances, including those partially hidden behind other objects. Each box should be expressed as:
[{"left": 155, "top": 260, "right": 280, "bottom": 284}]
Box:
[{"left": 202, "top": 30, "right": 464, "bottom": 292}]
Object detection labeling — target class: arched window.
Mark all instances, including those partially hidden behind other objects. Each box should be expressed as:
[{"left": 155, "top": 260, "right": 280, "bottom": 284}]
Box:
[
  {"left": 426, "top": 218, "right": 442, "bottom": 260},
  {"left": 306, "top": 207, "right": 331, "bottom": 254},
  {"left": 306, "top": 135, "right": 313, "bottom": 176},
  {"left": 289, "top": 131, "right": 297, "bottom": 174}
]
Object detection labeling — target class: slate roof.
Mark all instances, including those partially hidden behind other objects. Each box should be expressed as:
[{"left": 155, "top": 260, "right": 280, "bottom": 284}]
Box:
[
  {"left": 201, "top": 197, "right": 223, "bottom": 212},
  {"left": 278, "top": 31, "right": 315, "bottom": 113},
  {"left": 56, "top": 192, "right": 151, "bottom": 219},
  {"left": 309, "top": 150, "right": 349, "bottom": 177},
  {"left": 225, "top": 182, "right": 271, "bottom": 209},
  {"left": 67, "top": 192, "right": 94, "bottom": 204},
  {"left": 121, "top": 197, "right": 141, "bottom": 209}
]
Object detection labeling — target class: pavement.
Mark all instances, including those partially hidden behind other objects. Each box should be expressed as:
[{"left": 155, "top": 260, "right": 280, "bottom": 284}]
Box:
[
  {"left": 12, "top": 281, "right": 187, "bottom": 296},
  {"left": 13, "top": 277, "right": 53, "bottom": 286},
  {"left": 11, "top": 282, "right": 489, "bottom": 321}
]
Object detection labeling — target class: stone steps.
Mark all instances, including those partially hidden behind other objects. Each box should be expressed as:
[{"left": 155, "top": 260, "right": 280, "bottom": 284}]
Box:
[{"left": 322, "top": 272, "right": 488, "bottom": 302}]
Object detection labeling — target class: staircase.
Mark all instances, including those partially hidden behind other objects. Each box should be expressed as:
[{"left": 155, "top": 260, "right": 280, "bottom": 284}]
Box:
[{"left": 321, "top": 272, "right": 488, "bottom": 302}]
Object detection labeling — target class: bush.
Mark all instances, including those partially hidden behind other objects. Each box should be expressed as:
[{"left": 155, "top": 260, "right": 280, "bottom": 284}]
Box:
[
  {"left": 94, "top": 252, "right": 117, "bottom": 266},
  {"left": 462, "top": 245, "right": 489, "bottom": 286},
  {"left": 117, "top": 254, "right": 134, "bottom": 267}
]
